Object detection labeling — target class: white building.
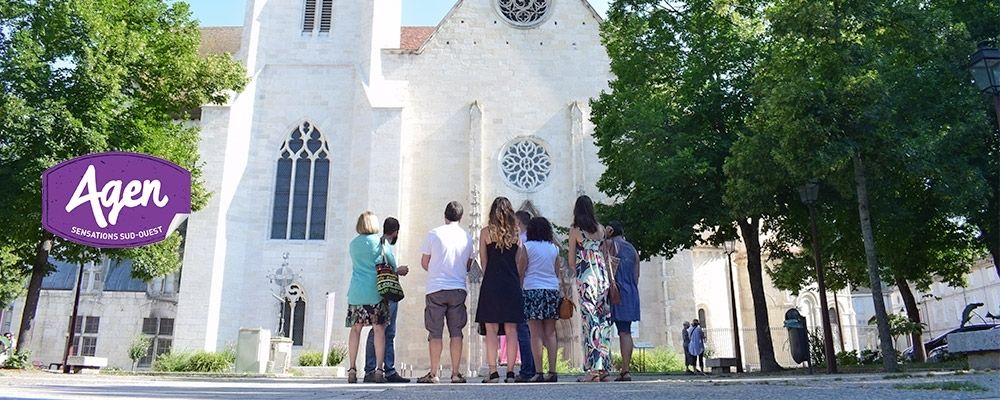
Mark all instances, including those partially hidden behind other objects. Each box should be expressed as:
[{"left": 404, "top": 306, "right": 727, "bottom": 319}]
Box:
[{"left": 8, "top": 0, "right": 866, "bottom": 372}]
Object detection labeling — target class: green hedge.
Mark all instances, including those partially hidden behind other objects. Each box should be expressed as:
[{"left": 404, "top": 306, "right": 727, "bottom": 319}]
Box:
[
  {"left": 152, "top": 350, "right": 233, "bottom": 373},
  {"left": 612, "top": 347, "right": 684, "bottom": 372},
  {"left": 298, "top": 347, "right": 346, "bottom": 367}
]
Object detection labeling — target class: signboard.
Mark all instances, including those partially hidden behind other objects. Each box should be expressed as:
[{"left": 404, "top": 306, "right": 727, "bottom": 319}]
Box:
[{"left": 41, "top": 152, "right": 192, "bottom": 248}]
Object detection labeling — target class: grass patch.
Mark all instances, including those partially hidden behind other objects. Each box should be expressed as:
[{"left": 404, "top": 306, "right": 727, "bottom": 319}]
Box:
[
  {"left": 893, "top": 381, "right": 988, "bottom": 392},
  {"left": 882, "top": 373, "right": 913, "bottom": 380}
]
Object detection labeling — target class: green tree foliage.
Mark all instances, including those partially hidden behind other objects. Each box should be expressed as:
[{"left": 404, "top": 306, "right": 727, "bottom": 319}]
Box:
[
  {"left": 0, "top": 0, "right": 246, "bottom": 349},
  {"left": 593, "top": 0, "right": 783, "bottom": 371},
  {"left": 751, "top": 0, "right": 995, "bottom": 369},
  {"left": 128, "top": 335, "right": 152, "bottom": 371}
]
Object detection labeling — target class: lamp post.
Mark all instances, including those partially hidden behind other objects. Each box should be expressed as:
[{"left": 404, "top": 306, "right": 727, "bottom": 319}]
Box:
[
  {"left": 723, "top": 239, "right": 744, "bottom": 373},
  {"left": 799, "top": 182, "right": 837, "bottom": 373},
  {"left": 268, "top": 252, "right": 299, "bottom": 338},
  {"left": 969, "top": 41, "right": 1000, "bottom": 280}
]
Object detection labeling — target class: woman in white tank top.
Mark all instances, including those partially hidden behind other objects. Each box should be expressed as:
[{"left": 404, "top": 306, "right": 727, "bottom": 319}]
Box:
[{"left": 518, "top": 216, "right": 562, "bottom": 382}]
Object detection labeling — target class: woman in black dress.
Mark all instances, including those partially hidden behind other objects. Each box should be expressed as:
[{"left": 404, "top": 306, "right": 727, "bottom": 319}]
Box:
[{"left": 475, "top": 196, "right": 526, "bottom": 383}]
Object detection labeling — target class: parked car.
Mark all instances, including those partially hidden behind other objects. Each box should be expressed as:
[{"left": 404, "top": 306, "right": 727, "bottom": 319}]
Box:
[{"left": 902, "top": 324, "right": 997, "bottom": 361}]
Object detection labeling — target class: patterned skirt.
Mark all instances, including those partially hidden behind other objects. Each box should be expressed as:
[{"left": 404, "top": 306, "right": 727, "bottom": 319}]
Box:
[
  {"left": 345, "top": 301, "right": 389, "bottom": 327},
  {"left": 577, "top": 252, "right": 612, "bottom": 372},
  {"left": 523, "top": 289, "right": 560, "bottom": 320}
]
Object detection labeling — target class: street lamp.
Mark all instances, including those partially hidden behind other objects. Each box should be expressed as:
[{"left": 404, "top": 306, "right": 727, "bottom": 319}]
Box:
[
  {"left": 799, "top": 182, "right": 838, "bottom": 373},
  {"left": 722, "top": 239, "right": 744, "bottom": 373},
  {"left": 268, "top": 252, "right": 300, "bottom": 337},
  {"left": 969, "top": 41, "right": 1000, "bottom": 280}
]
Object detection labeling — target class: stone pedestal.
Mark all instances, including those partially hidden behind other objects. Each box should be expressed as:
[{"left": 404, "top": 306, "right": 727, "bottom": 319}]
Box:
[
  {"left": 947, "top": 329, "right": 1000, "bottom": 369},
  {"left": 235, "top": 328, "right": 271, "bottom": 374},
  {"left": 269, "top": 337, "right": 293, "bottom": 375}
]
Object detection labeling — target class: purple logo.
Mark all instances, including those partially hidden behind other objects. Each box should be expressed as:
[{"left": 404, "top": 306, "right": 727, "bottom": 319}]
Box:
[{"left": 42, "top": 152, "right": 192, "bottom": 248}]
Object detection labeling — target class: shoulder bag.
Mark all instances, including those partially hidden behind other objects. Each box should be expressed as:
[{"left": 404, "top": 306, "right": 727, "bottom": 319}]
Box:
[
  {"left": 375, "top": 241, "right": 405, "bottom": 302},
  {"left": 604, "top": 239, "right": 622, "bottom": 305}
]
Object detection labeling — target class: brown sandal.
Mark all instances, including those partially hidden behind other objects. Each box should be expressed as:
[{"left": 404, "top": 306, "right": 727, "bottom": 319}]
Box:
[{"left": 614, "top": 371, "right": 632, "bottom": 381}]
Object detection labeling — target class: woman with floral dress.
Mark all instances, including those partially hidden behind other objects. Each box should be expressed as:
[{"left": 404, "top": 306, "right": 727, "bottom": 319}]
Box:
[
  {"left": 568, "top": 195, "right": 612, "bottom": 382},
  {"left": 345, "top": 211, "right": 388, "bottom": 384}
]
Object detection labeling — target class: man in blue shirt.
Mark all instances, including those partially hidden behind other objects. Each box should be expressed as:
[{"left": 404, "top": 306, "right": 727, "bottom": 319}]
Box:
[{"left": 364, "top": 217, "right": 410, "bottom": 383}]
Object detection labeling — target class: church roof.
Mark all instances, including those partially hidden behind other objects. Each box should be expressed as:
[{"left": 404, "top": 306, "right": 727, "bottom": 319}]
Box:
[
  {"left": 400, "top": 26, "right": 435, "bottom": 51},
  {"left": 199, "top": 26, "right": 242, "bottom": 56},
  {"left": 41, "top": 258, "right": 147, "bottom": 292}
]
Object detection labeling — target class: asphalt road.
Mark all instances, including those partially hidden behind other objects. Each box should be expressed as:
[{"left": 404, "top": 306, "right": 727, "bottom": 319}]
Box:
[{"left": 2, "top": 371, "right": 999, "bottom": 400}]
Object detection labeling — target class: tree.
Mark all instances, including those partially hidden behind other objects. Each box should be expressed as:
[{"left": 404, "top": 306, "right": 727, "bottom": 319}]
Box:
[
  {"left": 592, "top": 0, "right": 783, "bottom": 371},
  {"left": 128, "top": 335, "right": 152, "bottom": 372},
  {"left": 753, "top": 0, "right": 992, "bottom": 370},
  {"left": 0, "top": 0, "right": 246, "bottom": 351}
]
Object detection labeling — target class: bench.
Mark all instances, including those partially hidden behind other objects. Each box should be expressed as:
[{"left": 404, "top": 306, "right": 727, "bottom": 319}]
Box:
[
  {"left": 66, "top": 356, "right": 107, "bottom": 374},
  {"left": 948, "top": 330, "right": 1000, "bottom": 369},
  {"left": 705, "top": 357, "right": 739, "bottom": 374}
]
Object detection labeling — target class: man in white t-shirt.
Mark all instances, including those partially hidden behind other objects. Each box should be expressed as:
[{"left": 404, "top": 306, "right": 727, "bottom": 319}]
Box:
[{"left": 416, "top": 201, "right": 474, "bottom": 384}]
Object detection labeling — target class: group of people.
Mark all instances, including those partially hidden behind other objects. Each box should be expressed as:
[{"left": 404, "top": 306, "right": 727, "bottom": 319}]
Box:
[{"left": 343, "top": 195, "right": 641, "bottom": 384}]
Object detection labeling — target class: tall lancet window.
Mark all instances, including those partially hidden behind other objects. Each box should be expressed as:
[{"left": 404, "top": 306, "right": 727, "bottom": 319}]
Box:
[{"left": 271, "top": 122, "right": 330, "bottom": 240}]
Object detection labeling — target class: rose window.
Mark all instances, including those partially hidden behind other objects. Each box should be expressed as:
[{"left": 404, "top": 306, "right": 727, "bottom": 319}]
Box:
[
  {"left": 497, "top": 0, "right": 550, "bottom": 27},
  {"left": 500, "top": 138, "right": 552, "bottom": 192}
]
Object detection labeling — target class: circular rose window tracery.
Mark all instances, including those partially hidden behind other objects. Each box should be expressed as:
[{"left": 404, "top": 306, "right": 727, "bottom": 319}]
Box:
[
  {"left": 500, "top": 138, "right": 552, "bottom": 192},
  {"left": 496, "top": 0, "right": 550, "bottom": 28}
]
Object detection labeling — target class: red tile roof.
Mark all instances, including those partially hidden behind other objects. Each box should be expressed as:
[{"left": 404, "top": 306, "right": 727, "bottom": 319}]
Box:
[
  {"left": 399, "top": 26, "right": 435, "bottom": 50},
  {"left": 199, "top": 27, "right": 242, "bottom": 56}
]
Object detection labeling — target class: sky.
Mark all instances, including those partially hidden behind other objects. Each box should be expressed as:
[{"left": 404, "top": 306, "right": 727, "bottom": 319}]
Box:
[{"left": 184, "top": 0, "right": 610, "bottom": 27}]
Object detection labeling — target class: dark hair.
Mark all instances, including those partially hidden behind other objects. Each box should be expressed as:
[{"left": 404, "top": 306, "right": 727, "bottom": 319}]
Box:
[
  {"left": 573, "top": 195, "right": 599, "bottom": 234},
  {"left": 608, "top": 221, "right": 624, "bottom": 238},
  {"left": 445, "top": 201, "right": 463, "bottom": 222},
  {"left": 515, "top": 210, "right": 532, "bottom": 226},
  {"left": 383, "top": 217, "right": 400, "bottom": 235},
  {"left": 526, "top": 217, "right": 554, "bottom": 243}
]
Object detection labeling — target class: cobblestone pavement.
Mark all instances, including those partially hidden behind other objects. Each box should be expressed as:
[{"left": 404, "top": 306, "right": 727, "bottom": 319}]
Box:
[{"left": 2, "top": 371, "right": 999, "bottom": 400}]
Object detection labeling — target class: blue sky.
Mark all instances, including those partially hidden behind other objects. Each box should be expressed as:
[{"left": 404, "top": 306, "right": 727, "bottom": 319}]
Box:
[{"left": 184, "top": 0, "right": 610, "bottom": 27}]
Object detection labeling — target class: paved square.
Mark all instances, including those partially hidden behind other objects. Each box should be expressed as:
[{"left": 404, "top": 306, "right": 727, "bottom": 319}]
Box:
[{"left": 2, "top": 372, "right": 999, "bottom": 400}]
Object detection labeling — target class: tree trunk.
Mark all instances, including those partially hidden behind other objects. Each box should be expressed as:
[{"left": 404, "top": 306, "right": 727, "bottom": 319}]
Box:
[
  {"left": 989, "top": 238, "right": 1000, "bottom": 282},
  {"left": 852, "top": 154, "right": 899, "bottom": 371},
  {"left": 894, "top": 274, "right": 925, "bottom": 363},
  {"left": 738, "top": 217, "right": 782, "bottom": 372},
  {"left": 16, "top": 233, "right": 53, "bottom": 352}
]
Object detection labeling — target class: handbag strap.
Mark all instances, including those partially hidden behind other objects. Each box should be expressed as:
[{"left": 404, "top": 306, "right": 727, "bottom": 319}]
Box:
[{"left": 378, "top": 238, "right": 387, "bottom": 266}]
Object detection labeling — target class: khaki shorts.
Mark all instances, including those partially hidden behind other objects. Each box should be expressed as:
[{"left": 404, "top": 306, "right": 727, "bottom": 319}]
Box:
[{"left": 425, "top": 289, "right": 468, "bottom": 340}]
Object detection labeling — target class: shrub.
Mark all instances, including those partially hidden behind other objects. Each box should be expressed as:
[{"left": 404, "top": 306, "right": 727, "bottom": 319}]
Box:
[
  {"left": 2, "top": 350, "right": 31, "bottom": 369},
  {"left": 152, "top": 352, "right": 192, "bottom": 372},
  {"left": 128, "top": 336, "right": 152, "bottom": 371},
  {"left": 808, "top": 329, "right": 825, "bottom": 366},
  {"left": 298, "top": 346, "right": 346, "bottom": 367},
  {"left": 859, "top": 349, "right": 882, "bottom": 365},
  {"left": 327, "top": 346, "right": 346, "bottom": 366},
  {"left": 836, "top": 350, "right": 859, "bottom": 366},
  {"left": 540, "top": 348, "right": 579, "bottom": 374},
  {"left": 298, "top": 351, "right": 323, "bottom": 367},
  {"left": 152, "top": 350, "right": 233, "bottom": 373},
  {"left": 613, "top": 347, "right": 684, "bottom": 373},
  {"left": 187, "top": 351, "right": 233, "bottom": 372}
]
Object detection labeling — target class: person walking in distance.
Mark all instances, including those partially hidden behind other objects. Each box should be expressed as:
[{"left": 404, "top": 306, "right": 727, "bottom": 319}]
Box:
[
  {"left": 475, "top": 197, "right": 527, "bottom": 383},
  {"left": 688, "top": 319, "right": 706, "bottom": 374},
  {"left": 363, "top": 217, "right": 410, "bottom": 383},
  {"left": 345, "top": 211, "right": 389, "bottom": 384},
  {"left": 416, "top": 202, "right": 475, "bottom": 384},
  {"left": 606, "top": 221, "right": 640, "bottom": 381},
  {"left": 512, "top": 210, "right": 536, "bottom": 382},
  {"left": 521, "top": 216, "right": 562, "bottom": 382},
  {"left": 569, "top": 195, "right": 612, "bottom": 382},
  {"left": 682, "top": 321, "right": 694, "bottom": 374}
]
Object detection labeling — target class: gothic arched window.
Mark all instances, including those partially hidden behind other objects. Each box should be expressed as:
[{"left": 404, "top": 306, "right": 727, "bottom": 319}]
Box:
[{"left": 270, "top": 122, "right": 330, "bottom": 240}]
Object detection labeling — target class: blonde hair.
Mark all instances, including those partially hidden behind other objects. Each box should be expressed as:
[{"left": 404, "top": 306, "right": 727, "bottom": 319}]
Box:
[
  {"left": 487, "top": 197, "right": 519, "bottom": 250},
  {"left": 355, "top": 211, "right": 380, "bottom": 235}
]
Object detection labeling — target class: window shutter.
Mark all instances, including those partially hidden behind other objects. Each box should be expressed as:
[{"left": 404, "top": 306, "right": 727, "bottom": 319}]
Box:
[
  {"left": 303, "top": 0, "right": 317, "bottom": 32},
  {"left": 319, "top": 0, "right": 333, "bottom": 33}
]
